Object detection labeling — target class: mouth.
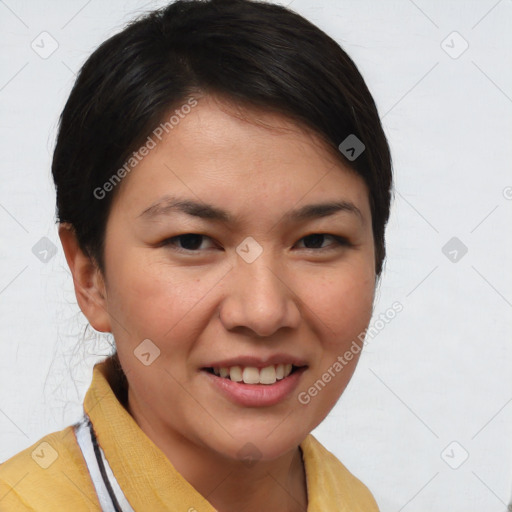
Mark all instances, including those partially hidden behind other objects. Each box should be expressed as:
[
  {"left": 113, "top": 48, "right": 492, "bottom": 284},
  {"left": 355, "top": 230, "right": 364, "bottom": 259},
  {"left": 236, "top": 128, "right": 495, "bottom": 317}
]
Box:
[
  {"left": 201, "top": 363, "right": 308, "bottom": 407},
  {"left": 201, "top": 363, "right": 306, "bottom": 385}
]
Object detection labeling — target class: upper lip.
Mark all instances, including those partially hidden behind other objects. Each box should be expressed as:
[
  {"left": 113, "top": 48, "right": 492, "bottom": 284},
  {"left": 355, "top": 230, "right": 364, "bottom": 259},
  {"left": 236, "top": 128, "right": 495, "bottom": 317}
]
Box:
[{"left": 202, "top": 354, "right": 308, "bottom": 369}]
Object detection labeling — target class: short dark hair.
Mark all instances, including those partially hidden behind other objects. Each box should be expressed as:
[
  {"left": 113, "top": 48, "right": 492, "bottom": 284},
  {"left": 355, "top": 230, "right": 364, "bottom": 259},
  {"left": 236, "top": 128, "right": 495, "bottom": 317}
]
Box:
[{"left": 52, "top": 0, "right": 393, "bottom": 276}]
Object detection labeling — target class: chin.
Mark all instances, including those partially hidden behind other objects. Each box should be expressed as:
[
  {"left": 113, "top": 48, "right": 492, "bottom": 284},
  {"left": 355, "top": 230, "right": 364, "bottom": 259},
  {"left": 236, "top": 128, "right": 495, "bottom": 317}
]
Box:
[{"left": 208, "top": 424, "right": 307, "bottom": 464}]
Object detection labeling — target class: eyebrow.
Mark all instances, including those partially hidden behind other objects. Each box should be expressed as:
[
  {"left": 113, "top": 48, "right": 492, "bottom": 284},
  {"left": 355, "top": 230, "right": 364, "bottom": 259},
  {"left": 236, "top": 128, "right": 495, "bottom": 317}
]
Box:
[{"left": 138, "top": 195, "right": 364, "bottom": 224}]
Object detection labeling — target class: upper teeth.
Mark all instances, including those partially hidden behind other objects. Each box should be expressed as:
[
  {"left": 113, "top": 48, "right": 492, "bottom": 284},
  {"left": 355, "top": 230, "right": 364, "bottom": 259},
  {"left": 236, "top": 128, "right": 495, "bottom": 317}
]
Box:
[{"left": 213, "top": 364, "right": 293, "bottom": 385}]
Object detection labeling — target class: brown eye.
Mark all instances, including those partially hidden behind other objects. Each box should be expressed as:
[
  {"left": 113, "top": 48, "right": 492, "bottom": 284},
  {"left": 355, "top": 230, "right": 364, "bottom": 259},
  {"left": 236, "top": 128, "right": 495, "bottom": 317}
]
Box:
[
  {"left": 161, "top": 234, "right": 217, "bottom": 252},
  {"left": 296, "top": 234, "right": 351, "bottom": 250}
]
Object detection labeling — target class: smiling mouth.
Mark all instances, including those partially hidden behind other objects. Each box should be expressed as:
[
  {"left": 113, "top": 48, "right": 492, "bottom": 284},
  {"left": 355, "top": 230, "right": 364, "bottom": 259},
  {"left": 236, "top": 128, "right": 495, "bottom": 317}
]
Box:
[{"left": 202, "top": 364, "right": 305, "bottom": 385}]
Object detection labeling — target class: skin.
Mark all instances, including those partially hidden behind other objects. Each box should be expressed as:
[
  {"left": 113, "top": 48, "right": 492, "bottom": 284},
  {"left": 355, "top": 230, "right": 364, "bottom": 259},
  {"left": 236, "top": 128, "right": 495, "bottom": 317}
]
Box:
[{"left": 60, "top": 95, "right": 376, "bottom": 512}]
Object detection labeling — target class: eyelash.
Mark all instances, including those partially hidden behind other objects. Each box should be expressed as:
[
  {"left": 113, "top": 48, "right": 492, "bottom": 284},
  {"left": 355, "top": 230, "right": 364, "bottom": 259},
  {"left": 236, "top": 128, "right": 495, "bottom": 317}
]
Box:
[{"left": 159, "top": 233, "right": 352, "bottom": 254}]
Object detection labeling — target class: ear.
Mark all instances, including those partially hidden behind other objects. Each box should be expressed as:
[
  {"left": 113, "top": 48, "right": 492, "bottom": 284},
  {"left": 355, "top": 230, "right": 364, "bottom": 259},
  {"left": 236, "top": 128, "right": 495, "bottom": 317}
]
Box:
[{"left": 58, "top": 223, "right": 112, "bottom": 333}]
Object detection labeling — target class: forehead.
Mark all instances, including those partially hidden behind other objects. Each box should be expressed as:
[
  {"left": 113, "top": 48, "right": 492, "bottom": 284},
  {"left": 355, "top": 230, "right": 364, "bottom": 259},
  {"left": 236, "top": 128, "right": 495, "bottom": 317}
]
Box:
[{"left": 111, "top": 95, "right": 370, "bottom": 219}]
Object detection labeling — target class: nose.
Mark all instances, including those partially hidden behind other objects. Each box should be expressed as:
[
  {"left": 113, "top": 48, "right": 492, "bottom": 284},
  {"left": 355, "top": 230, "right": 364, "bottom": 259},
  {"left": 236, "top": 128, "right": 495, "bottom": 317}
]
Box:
[{"left": 218, "top": 253, "right": 301, "bottom": 337}]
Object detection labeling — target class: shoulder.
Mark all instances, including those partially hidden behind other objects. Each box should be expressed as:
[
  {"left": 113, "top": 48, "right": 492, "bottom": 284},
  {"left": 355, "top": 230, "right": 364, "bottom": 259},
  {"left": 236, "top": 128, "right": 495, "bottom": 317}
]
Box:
[
  {"left": 0, "top": 425, "right": 99, "bottom": 511},
  {"left": 301, "top": 434, "right": 380, "bottom": 511}
]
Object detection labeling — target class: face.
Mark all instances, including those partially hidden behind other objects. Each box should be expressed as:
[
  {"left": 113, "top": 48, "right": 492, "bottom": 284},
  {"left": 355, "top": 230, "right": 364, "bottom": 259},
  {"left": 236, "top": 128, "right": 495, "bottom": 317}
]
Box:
[{"left": 97, "top": 95, "right": 375, "bottom": 462}]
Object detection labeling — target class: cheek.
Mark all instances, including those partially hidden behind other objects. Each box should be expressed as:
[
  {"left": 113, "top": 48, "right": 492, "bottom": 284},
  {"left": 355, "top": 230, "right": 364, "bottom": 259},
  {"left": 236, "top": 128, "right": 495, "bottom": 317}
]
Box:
[
  {"left": 104, "top": 249, "right": 222, "bottom": 341},
  {"left": 295, "top": 267, "right": 374, "bottom": 429},
  {"left": 303, "top": 264, "right": 375, "bottom": 341}
]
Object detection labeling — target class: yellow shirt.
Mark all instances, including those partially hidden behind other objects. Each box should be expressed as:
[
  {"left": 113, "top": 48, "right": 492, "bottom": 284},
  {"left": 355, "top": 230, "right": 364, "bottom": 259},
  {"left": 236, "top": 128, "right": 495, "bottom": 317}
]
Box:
[{"left": 0, "top": 357, "right": 379, "bottom": 511}]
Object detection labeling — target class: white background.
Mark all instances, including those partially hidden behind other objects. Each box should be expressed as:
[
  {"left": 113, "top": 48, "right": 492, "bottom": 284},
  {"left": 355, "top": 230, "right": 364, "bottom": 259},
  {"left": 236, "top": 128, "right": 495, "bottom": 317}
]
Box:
[{"left": 1, "top": 1, "right": 511, "bottom": 510}]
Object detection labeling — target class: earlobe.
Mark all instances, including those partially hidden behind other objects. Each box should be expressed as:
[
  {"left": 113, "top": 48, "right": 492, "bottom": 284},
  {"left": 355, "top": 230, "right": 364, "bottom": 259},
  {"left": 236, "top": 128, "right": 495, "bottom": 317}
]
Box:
[{"left": 58, "top": 223, "right": 112, "bottom": 333}]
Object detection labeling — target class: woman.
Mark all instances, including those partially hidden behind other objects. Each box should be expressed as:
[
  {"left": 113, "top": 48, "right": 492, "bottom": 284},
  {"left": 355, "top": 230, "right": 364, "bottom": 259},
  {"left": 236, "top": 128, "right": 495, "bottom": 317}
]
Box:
[{"left": 0, "top": 0, "right": 392, "bottom": 510}]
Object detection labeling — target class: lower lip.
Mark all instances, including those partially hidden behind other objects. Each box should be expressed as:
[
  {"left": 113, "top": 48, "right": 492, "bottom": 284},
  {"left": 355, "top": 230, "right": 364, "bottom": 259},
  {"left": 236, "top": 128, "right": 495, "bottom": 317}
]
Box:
[{"left": 201, "top": 367, "right": 307, "bottom": 407}]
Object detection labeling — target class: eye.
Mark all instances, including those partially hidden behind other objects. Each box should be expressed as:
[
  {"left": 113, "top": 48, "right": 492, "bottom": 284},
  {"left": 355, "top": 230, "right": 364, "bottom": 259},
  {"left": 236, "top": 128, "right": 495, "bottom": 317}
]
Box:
[
  {"left": 159, "top": 233, "right": 351, "bottom": 254},
  {"left": 160, "top": 233, "right": 218, "bottom": 253},
  {"left": 295, "top": 233, "right": 351, "bottom": 251}
]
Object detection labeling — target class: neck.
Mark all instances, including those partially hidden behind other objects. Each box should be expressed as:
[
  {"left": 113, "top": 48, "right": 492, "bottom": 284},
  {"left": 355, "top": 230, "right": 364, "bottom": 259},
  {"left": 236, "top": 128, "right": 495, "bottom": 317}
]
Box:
[{"left": 201, "top": 445, "right": 308, "bottom": 512}]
